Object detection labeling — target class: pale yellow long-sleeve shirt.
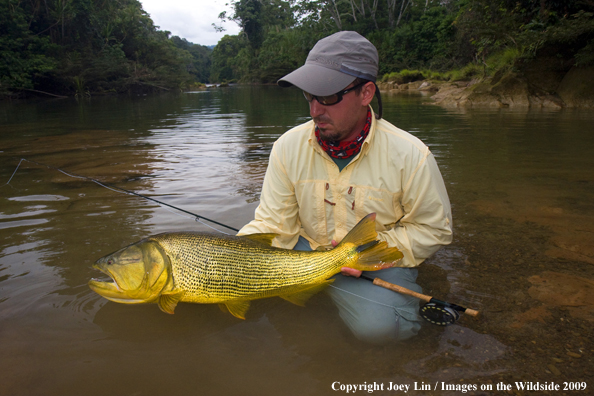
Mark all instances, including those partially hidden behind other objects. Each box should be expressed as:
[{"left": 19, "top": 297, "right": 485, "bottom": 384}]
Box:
[{"left": 238, "top": 108, "right": 453, "bottom": 267}]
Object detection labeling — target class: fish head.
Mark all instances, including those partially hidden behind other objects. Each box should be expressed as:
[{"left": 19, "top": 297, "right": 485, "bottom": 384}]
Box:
[{"left": 89, "top": 239, "right": 171, "bottom": 304}]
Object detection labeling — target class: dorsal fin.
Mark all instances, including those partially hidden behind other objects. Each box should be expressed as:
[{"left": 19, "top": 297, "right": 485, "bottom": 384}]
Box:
[{"left": 242, "top": 233, "right": 278, "bottom": 246}]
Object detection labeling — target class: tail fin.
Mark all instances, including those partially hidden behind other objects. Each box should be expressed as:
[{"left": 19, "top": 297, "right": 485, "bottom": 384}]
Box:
[
  {"left": 353, "top": 241, "right": 403, "bottom": 270},
  {"left": 338, "top": 213, "right": 404, "bottom": 271},
  {"left": 338, "top": 213, "right": 378, "bottom": 247}
]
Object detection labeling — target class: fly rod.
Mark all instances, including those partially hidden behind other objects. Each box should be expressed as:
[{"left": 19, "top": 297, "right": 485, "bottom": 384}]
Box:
[
  {"left": 4, "top": 158, "right": 239, "bottom": 233},
  {"left": 6, "top": 158, "right": 478, "bottom": 323},
  {"left": 360, "top": 274, "right": 479, "bottom": 325}
]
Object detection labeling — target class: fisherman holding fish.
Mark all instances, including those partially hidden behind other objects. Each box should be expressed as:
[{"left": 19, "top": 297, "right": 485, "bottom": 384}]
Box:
[
  {"left": 89, "top": 31, "right": 453, "bottom": 343},
  {"left": 238, "top": 31, "right": 453, "bottom": 344}
]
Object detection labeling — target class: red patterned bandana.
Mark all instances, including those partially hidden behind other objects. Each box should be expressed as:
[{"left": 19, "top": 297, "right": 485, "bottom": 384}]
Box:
[{"left": 315, "top": 109, "right": 372, "bottom": 159}]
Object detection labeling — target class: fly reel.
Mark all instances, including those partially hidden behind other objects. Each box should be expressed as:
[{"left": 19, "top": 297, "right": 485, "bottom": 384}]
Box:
[
  {"left": 361, "top": 275, "right": 479, "bottom": 326},
  {"left": 420, "top": 302, "right": 460, "bottom": 326}
]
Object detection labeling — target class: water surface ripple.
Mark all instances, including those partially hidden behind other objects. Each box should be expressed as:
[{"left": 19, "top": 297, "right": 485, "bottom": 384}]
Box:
[{"left": 1, "top": 87, "right": 593, "bottom": 395}]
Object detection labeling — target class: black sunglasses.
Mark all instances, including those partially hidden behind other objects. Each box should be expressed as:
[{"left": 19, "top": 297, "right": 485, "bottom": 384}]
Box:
[{"left": 303, "top": 81, "right": 368, "bottom": 106}]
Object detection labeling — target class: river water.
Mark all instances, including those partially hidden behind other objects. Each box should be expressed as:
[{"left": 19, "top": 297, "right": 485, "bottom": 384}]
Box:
[{"left": 1, "top": 86, "right": 593, "bottom": 395}]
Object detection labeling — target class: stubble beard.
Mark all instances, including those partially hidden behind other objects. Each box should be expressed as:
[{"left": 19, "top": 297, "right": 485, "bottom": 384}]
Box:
[
  {"left": 317, "top": 128, "right": 342, "bottom": 141},
  {"left": 315, "top": 118, "right": 347, "bottom": 142}
]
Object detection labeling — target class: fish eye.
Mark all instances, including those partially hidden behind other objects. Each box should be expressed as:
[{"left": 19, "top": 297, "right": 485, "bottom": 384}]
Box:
[{"left": 107, "top": 259, "right": 113, "bottom": 265}]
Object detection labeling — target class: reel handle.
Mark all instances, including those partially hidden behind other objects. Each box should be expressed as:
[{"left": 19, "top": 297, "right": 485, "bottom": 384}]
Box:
[
  {"left": 370, "top": 277, "right": 480, "bottom": 317},
  {"left": 459, "top": 306, "right": 479, "bottom": 317}
]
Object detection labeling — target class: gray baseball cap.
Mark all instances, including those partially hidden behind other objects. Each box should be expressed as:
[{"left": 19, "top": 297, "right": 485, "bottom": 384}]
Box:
[{"left": 278, "top": 31, "right": 379, "bottom": 96}]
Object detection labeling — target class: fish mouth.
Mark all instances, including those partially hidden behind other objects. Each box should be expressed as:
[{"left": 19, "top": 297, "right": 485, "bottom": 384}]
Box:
[
  {"left": 88, "top": 265, "right": 150, "bottom": 304},
  {"left": 88, "top": 265, "right": 127, "bottom": 299},
  {"left": 89, "top": 264, "right": 121, "bottom": 289}
]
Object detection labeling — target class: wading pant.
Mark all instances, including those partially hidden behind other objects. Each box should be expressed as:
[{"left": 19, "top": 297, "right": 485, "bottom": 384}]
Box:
[{"left": 294, "top": 236, "right": 423, "bottom": 345}]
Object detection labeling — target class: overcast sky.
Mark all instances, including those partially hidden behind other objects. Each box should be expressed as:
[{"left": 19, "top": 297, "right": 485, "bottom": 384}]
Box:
[{"left": 139, "top": 0, "right": 241, "bottom": 47}]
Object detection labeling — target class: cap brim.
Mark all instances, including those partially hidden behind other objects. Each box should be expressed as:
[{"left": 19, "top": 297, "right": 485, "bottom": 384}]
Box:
[{"left": 278, "top": 63, "right": 356, "bottom": 96}]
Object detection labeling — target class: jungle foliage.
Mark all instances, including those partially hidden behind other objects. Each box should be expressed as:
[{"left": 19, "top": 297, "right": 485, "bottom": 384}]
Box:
[
  {"left": 0, "top": 0, "right": 211, "bottom": 97},
  {"left": 2, "top": 0, "right": 593, "bottom": 97},
  {"left": 210, "top": 0, "right": 594, "bottom": 83}
]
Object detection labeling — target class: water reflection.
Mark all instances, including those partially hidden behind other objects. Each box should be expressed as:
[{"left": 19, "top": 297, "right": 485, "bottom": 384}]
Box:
[{"left": 1, "top": 87, "right": 593, "bottom": 395}]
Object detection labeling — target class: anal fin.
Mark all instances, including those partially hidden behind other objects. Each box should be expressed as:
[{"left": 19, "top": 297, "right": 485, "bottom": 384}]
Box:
[
  {"left": 223, "top": 300, "right": 251, "bottom": 320},
  {"left": 280, "top": 280, "right": 334, "bottom": 307}
]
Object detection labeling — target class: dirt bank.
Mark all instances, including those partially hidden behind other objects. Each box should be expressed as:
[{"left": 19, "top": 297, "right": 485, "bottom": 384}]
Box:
[{"left": 378, "top": 64, "right": 594, "bottom": 109}]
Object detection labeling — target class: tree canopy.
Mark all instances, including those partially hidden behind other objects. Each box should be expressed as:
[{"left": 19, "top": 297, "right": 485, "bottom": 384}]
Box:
[
  {"left": 1, "top": 0, "right": 592, "bottom": 97},
  {"left": 210, "top": 0, "right": 594, "bottom": 83},
  {"left": 0, "top": 0, "right": 212, "bottom": 97}
]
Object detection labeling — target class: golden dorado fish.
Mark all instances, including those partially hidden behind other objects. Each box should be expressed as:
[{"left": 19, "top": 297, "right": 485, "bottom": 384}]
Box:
[{"left": 88, "top": 213, "right": 403, "bottom": 319}]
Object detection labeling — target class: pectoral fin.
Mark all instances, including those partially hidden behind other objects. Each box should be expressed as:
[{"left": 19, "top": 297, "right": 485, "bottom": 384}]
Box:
[
  {"left": 280, "top": 280, "right": 334, "bottom": 307},
  {"left": 158, "top": 290, "right": 185, "bottom": 314},
  {"left": 223, "top": 300, "right": 251, "bottom": 320}
]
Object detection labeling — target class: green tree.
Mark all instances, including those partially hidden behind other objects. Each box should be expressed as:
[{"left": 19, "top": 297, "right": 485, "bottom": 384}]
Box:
[
  {"left": 171, "top": 36, "right": 212, "bottom": 83},
  {"left": 211, "top": 34, "right": 246, "bottom": 82},
  {"left": 1, "top": 0, "right": 202, "bottom": 96},
  {"left": 454, "top": 0, "right": 594, "bottom": 74},
  {"left": 0, "top": 0, "right": 57, "bottom": 95}
]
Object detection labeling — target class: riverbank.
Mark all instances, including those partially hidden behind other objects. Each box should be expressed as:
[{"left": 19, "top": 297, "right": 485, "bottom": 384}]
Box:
[{"left": 378, "top": 65, "right": 594, "bottom": 109}]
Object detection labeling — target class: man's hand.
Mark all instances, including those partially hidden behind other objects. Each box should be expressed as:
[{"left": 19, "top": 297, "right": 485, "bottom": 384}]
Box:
[
  {"left": 331, "top": 239, "right": 363, "bottom": 278},
  {"left": 340, "top": 267, "right": 362, "bottom": 277}
]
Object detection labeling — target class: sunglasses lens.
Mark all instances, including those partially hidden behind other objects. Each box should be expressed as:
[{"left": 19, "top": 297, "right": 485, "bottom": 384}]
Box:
[
  {"left": 318, "top": 95, "right": 339, "bottom": 105},
  {"left": 303, "top": 92, "right": 340, "bottom": 105}
]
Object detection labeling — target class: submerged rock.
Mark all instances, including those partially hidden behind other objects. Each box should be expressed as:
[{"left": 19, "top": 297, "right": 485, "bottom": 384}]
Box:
[
  {"left": 511, "top": 305, "right": 552, "bottom": 328},
  {"left": 471, "top": 189, "right": 594, "bottom": 266},
  {"left": 527, "top": 271, "right": 594, "bottom": 322}
]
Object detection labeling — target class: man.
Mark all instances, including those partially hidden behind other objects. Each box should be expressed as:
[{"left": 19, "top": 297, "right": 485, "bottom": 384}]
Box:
[{"left": 238, "top": 31, "right": 452, "bottom": 344}]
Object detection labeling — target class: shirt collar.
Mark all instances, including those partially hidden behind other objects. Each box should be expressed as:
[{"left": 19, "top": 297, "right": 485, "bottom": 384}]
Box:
[{"left": 308, "top": 105, "right": 377, "bottom": 159}]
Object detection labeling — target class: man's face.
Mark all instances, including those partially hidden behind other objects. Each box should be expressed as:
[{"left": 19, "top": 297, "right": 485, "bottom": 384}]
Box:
[{"left": 309, "top": 82, "right": 375, "bottom": 142}]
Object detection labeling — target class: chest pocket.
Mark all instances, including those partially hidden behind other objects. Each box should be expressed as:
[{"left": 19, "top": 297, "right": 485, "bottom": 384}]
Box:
[
  {"left": 294, "top": 180, "right": 329, "bottom": 244},
  {"left": 354, "top": 187, "right": 404, "bottom": 230}
]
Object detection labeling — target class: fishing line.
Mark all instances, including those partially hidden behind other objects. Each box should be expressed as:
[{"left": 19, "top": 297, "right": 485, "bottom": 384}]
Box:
[
  {"left": 5, "top": 158, "right": 479, "bottom": 323},
  {"left": 327, "top": 283, "right": 422, "bottom": 321},
  {"left": 3, "top": 158, "right": 239, "bottom": 233},
  {"left": 328, "top": 284, "right": 395, "bottom": 309},
  {"left": 158, "top": 202, "right": 233, "bottom": 234},
  {"left": 4, "top": 158, "right": 25, "bottom": 186}
]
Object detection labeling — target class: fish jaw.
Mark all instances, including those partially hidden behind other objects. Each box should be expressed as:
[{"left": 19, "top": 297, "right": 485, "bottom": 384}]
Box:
[
  {"left": 88, "top": 264, "right": 153, "bottom": 304},
  {"left": 88, "top": 239, "right": 173, "bottom": 305}
]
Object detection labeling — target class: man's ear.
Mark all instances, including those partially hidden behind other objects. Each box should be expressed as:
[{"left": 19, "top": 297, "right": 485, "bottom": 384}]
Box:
[{"left": 361, "top": 82, "right": 376, "bottom": 106}]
